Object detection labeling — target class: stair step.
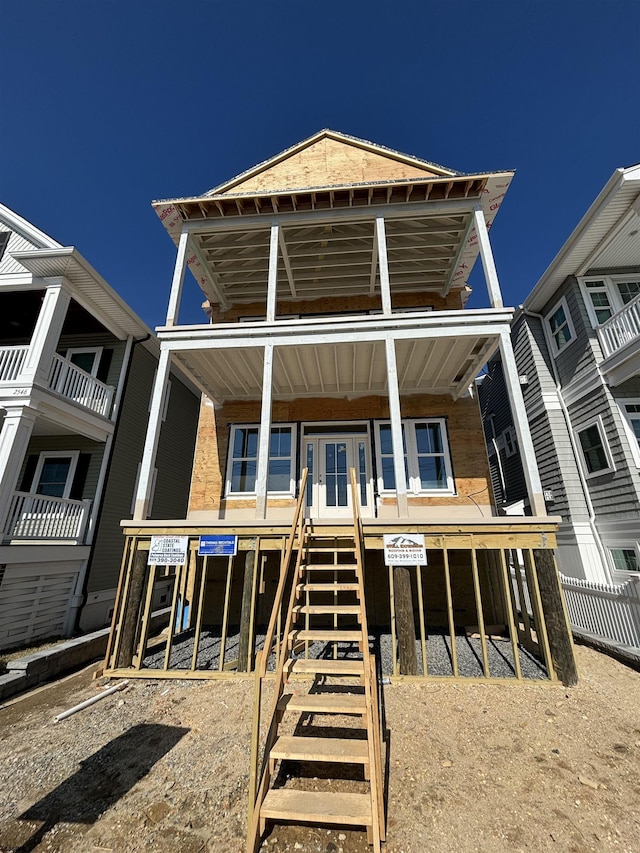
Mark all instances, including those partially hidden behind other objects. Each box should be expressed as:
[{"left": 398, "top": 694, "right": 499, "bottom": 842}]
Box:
[
  {"left": 272, "top": 734, "right": 369, "bottom": 765},
  {"left": 291, "top": 629, "right": 362, "bottom": 643},
  {"left": 278, "top": 692, "right": 366, "bottom": 715},
  {"left": 261, "top": 789, "right": 372, "bottom": 827},
  {"left": 288, "top": 658, "right": 365, "bottom": 676},
  {"left": 299, "top": 582, "right": 360, "bottom": 593},
  {"left": 293, "top": 604, "right": 361, "bottom": 616}
]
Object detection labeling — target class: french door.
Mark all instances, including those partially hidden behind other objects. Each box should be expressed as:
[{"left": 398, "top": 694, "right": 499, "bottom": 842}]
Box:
[{"left": 304, "top": 434, "right": 373, "bottom": 518}]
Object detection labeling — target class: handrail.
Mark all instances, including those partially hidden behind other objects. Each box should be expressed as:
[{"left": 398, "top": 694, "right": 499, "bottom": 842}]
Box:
[
  {"left": 0, "top": 345, "right": 29, "bottom": 382},
  {"left": 597, "top": 291, "right": 640, "bottom": 358},
  {"left": 247, "top": 468, "right": 308, "bottom": 836},
  {"left": 48, "top": 353, "right": 115, "bottom": 417}
]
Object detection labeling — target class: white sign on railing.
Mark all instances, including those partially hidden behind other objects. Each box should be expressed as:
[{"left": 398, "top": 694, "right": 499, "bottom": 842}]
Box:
[{"left": 383, "top": 533, "right": 427, "bottom": 566}]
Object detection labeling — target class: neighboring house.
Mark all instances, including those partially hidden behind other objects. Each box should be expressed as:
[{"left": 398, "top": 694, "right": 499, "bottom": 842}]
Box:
[
  {"left": 103, "top": 131, "right": 580, "bottom": 689},
  {"left": 0, "top": 204, "right": 199, "bottom": 650},
  {"left": 479, "top": 164, "right": 640, "bottom": 648}
]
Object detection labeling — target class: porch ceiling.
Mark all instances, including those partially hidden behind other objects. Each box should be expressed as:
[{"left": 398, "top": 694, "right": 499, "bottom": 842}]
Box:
[
  {"left": 193, "top": 212, "right": 472, "bottom": 304},
  {"left": 171, "top": 332, "right": 500, "bottom": 403}
]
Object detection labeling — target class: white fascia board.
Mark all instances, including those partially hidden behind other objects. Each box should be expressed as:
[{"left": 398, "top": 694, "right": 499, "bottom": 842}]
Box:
[
  {"left": 525, "top": 167, "right": 639, "bottom": 313},
  {"left": 0, "top": 203, "right": 62, "bottom": 249}
]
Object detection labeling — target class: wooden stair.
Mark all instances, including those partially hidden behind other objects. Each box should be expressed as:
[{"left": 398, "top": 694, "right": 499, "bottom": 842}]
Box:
[{"left": 247, "top": 469, "right": 385, "bottom": 852}]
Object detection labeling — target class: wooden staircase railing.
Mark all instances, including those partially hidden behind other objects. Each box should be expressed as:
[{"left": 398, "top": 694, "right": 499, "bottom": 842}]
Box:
[{"left": 246, "top": 467, "right": 385, "bottom": 852}]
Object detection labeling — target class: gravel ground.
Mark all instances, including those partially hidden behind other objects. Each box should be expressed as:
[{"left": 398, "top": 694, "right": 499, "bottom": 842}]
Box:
[
  {"left": 144, "top": 628, "right": 547, "bottom": 679},
  {"left": 0, "top": 644, "right": 638, "bottom": 853}
]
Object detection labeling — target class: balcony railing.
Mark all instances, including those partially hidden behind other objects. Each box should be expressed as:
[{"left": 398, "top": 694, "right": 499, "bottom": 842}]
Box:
[
  {"left": 3, "top": 491, "right": 92, "bottom": 542},
  {"left": 0, "top": 345, "right": 29, "bottom": 382},
  {"left": 597, "top": 293, "right": 640, "bottom": 358},
  {"left": 48, "top": 353, "right": 115, "bottom": 417}
]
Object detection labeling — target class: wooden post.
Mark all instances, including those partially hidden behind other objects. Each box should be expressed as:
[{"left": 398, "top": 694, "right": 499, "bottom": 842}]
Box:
[
  {"left": 116, "top": 545, "right": 149, "bottom": 668},
  {"left": 238, "top": 548, "right": 258, "bottom": 672},
  {"left": 393, "top": 565, "right": 418, "bottom": 675},
  {"left": 533, "top": 549, "right": 578, "bottom": 686}
]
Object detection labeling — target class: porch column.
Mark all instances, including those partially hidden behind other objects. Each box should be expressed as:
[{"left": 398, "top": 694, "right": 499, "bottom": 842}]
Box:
[
  {"left": 498, "top": 329, "right": 546, "bottom": 516},
  {"left": 375, "top": 216, "right": 392, "bottom": 315},
  {"left": 473, "top": 207, "right": 504, "bottom": 309},
  {"left": 266, "top": 221, "right": 279, "bottom": 322},
  {"left": 20, "top": 280, "right": 70, "bottom": 385},
  {"left": 385, "top": 335, "right": 408, "bottom": 517},
  {"left": 165, "top": 229, "right": 189, "bottom": 326},
  {"left": 0, "top": 406, "right": 37, "bottom": 533},
  {"left": 132, "top": 348, "right": 171, "bottom": 520},
  {"left": 255, "top": 343, "right": 274, "bottom": 519}
]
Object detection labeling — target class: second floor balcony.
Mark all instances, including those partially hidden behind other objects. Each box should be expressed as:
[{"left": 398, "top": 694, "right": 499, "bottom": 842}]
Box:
[
  {"left": 597, "top": 292, "right": 640, "bottom": 385},
  {"left": 3, "top": 491, "right": 92, "bottom": 543},
  {"left": 0, "top": 345, "right": 115, "bottom": 417}
]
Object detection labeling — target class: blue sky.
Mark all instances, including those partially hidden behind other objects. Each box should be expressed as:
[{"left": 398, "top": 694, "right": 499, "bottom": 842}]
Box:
[{"left": 1, "top": 1, "right": 638, "bottom": 327}]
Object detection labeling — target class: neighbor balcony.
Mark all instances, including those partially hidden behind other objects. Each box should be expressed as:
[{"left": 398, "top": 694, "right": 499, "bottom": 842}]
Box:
[
  {"left": 0, "top": 345, "right": 115, "bottom": 417},
  {"left": 3, "top": 491, "right": 92, "bottom": 543},
  {"left": 597, "top": 293, "right": 640, "bottom": 385}
]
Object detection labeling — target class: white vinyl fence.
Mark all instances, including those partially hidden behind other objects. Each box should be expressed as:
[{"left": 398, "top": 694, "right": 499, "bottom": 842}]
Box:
[{"left": 560, "top": 574, "right": 640, "bottom": 650}]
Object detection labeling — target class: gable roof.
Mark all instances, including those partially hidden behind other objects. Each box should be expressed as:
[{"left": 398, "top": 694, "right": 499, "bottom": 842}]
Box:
[
  {"left": 525, "top": 163, "right": 640, "bottom": 312},
  {"left": 206, "top": 129, "right": 462, "bottom": 197}
]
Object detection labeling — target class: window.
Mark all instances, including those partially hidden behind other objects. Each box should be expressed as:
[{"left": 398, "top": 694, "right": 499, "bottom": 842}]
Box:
[
  {"left": 375, "top": 418, "right": 454, "bottom": 495},
  {"left": 31, "top": 451, "right": 79, "bottom": 499},
  {"left": 501, "top": 427, "right": 518, "bottom": 457},
  {"left": 618, "top": 400, "right": 640, "bottom": 467},
  {"left": 580, "top": 277, "right": 640, "bottom": 327},
  {"left": 226, "top": 424, "right": 296, "bottom": 496},
  {"left": 0, "top": 230, "right": 10, "bottom": 263},
  {"left": 610, "top": 547, "right": 640, "bottom": 573},
  {"left": 576, "top": 418, "right": 615, "bottom": 477},
  {"left": 545, "top": 298, "right": 575, "bottom": 355},
  {"left": 65, "top": 347, "right": 102, "bottom": 377}
]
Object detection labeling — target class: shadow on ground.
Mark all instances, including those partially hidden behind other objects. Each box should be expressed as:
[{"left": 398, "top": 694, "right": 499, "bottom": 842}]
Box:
[{"left": 4, "top": 723, "right": 188, "bottom": 853}]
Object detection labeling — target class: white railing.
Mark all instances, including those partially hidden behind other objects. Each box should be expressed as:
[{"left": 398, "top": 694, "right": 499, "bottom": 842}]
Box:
[
  {"left": 3, "top": 491, "right": 92, "bottom": 542},
  {"left": 560, "top": 573, "right": 640, "bottom": 650},
  {"left": 0, "top": 345, "right": 29, "bottom": 382},
  {"left": 48, "top": 353, "right": 114, "bottom": 417},
  {"left": 597, "top": 293, "right": 640, "bottom": 358}
]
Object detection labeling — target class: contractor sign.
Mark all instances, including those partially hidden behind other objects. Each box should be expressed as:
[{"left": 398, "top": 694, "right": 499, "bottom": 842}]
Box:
[{"left": 383, "top": 533, "right": 427, "bottom": 566}]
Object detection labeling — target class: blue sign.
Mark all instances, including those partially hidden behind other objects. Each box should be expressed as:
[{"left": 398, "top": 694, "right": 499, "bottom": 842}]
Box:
[{"left": 198, "top": 534, "right": 238, "bottom": 556}]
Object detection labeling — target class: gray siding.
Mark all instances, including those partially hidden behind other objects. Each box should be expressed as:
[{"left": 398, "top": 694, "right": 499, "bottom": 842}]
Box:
[
  {"left": 86, "top": 345, "right": 198, "bottom": 593},
  {"left": 543, "top": 277, "right": 599, "bottom": 388}
]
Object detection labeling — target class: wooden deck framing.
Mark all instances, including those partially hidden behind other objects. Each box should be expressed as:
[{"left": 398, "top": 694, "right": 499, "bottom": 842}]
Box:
[{"left": 104, "top": 513, "right": 577, "bottom": 686}]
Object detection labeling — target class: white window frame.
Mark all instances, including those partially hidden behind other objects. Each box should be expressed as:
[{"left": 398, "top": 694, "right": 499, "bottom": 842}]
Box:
[
  {"left": 30, "top": 450, "right": 80, "bottom": 499},
  {"left": 575, "top": 416, "right": 615, "bottom": 479},
  {"left": 225, "top": 423, "right": 297, "bottom": 498},
  {"left": 579, "top": 276, "right": 640, "bottom": 328},
  {"left": 544, "top": 297, "right": 576, "bottom": 356},
  {"left": 65, "top": 347, "right": 103, "bottom": 377},
  {"left": 374, "top": 418, "right": 455, "bottom": 496},
  {"left": 617, "top": 398, "right": 640, "bottom": 468},
  {"left": 608, "top": 543, "right": 640, "bottom": 575}
]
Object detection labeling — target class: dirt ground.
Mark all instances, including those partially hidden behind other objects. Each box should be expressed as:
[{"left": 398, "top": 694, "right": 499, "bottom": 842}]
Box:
[{"left": 0, "top": 644, "right": 639, "bottom": 853}]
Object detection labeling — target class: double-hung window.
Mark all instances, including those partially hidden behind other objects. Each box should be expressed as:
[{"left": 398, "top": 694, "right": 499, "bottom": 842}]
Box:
[
  {"left": 226, "top": 424, "right": 296, "bottom": 496},
  {"left": 375, "top": 418, "right": 454, "bottom": 495},
  {"left": 580, "top": 277, "right": 640, "bottom": 327},
  {"left": 575, "top": 418, "right": 615, "bottom": 477},
  {"left": 545, "top": 297, "right": 575, "bottom": 355},
  {"left": 618, "top": 400, "right": 640, "bottom": 467}
]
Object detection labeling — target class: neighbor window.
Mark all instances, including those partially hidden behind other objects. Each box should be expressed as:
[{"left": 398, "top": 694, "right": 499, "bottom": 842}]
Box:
[
  {"left": 501, "top": 427, "right": 517, "bottom": 457},
  {"left": 545, "top": 298, "right": 575, "bottom": 355},
  {"left": 226, "top": 424, "right": 296, "bottom": 495},
  {"left": 576, "top": 419, "right": 614, "bottom": 476},
  {"left": 580, "top": 277, "right": 640, "bottom": 328},
  {"left": 375, "top": 418, "right": 454, "bottom": 494},
  {"left": 610, "top": 547, "right": 640, "bottom": 573},
  {"left": 618, "top": 400, "right": 640, "bottom": 467},
  {"left": 31, "top": 451, "right": 79, "bottom": 499}
]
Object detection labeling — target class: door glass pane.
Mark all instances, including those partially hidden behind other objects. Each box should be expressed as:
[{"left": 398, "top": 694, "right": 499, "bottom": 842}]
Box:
[
  {"left": 37, "top": 458, "right": 72, "bottom": 497},
  {"left": 69, "top": 352, "right": 97, "bottom": 374},
  {"left": 325, "top": 442, "right": 348, "bottom": 507},
  {"left": 617, "top": 281, "right": 640, "bottom": 305},
  {"left": 358, "top": 441, "right": 367, "bottom": 506},
  {"left": 306, "top": 443, "right": 314, "bottom": 507}
]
